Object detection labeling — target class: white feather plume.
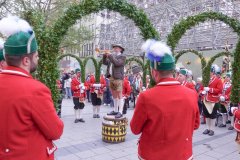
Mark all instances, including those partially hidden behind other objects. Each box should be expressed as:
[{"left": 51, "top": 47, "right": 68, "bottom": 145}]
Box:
[
  {"left": 0, "top": 38, "right": 4, "bottom": 49},
  {"left": 141, "top": 39, "right": 155, "bottom": 51},
  {"left": 150, "top": 41, "right": 172, "bottom": 57},
  {"left": 141, "top": 39, "right": 172, "bottom": 58},
  {"left": 0, "top": 16, "right": 32, "bottom": 37}
]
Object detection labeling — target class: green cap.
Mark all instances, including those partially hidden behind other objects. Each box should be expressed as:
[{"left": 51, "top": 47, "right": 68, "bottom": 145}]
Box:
[
  {"left": 179, "top": 68, "right": 188, "bottom": 76},
  {"left": 4, "top": 31, "right": 38, "bottom": 55},
  {"left": 0, "top": 49, "right": 4, "bottom": 61},
  {"left": 75, "top": 68, "right": 81, "bottom": 73},
  {"left": 150, "top": 54, "right": 175, "bottom": 71}
]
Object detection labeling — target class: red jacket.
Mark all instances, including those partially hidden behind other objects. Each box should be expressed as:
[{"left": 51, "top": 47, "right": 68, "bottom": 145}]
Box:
[
  {"left": 100, "top": 75, "right": 106, "bottom": 89},
  {"left": 182, "top": 81, "right": 195, "bottom": 91},
  {"left": 71, "top": 76, "right": 86, "bottom": 99},
  {"left": 233, "top": 107, "right": 240, "bottom": 132},
  {"left": 89, "top": 75, "right": 96, "bottom": 93},
  {"left": 122, "top": 77, "right": 131, "bottom": 97},
  {"left": 130, "top": 78, "right": 200, "bottom": 160},
  {"left": 56, "top": 80, "right": 62, "bottom": 90},
  {"left": 202, "top": 76, "right": 223, "bottom": 103},
  {"left": 89, "top": 75, "right": 106, "bottom": 94},
  {"left": 84, "top": 76, "right": 91, "bottom": 90},
  {"left": 220, "top": 81, "right": 232, "bottom": 104},
  {"left": 0, "top": 66, "right": 64, "bottom": 160}
]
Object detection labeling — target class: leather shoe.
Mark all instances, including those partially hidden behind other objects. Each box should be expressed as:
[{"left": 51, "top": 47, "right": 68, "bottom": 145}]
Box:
[
  {"left": 218, "top": 124, "right": 226, "bottom": 128},
  {"left": 107, "top": 111, "right": 118, "bottom": 115},
  {"left": 203, "top": 129, "right": 210, "bottom": 134},
  {"left": 78, "top": 118, "right": 85, "bottom": 123},
  {"left": 74, "top": 119, "right": 79, "bottom": 123},
  {"left": 96, "top": 114, "right": 100, "bottom": 118},
  {"left": 208, "top": 130, "right": 214, "bottom": 136},
  {"left": 228, "top": 126, "right": 234, "bottom": 130},
  {"left": 226, "top": 120, "right": 231, "bottom": 124},
  {"left": 115, "top": 112, "right": 122, "bottom": 118}
]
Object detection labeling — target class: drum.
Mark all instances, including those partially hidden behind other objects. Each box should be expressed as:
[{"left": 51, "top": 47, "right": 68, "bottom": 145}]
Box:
[{"left": 102, "top": 115, "right": 127, "bottom": 143}]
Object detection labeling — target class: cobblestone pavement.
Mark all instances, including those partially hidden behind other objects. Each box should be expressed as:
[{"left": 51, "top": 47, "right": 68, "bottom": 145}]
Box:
[{"left": 55, "top": 99, "right": 240, "bottom": 160}]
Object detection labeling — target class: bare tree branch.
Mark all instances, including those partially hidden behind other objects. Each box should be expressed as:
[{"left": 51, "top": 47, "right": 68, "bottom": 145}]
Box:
[
  {"left": 17, "top": 0, "right": 28, "bottom": 10},
  {"left": 0, "top": 0, "right": 7, "bottom": 8}
]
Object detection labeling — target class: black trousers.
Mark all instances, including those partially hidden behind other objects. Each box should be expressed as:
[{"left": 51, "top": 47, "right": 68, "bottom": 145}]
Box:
[
  {"left": 202, "top": 102, "right": 219, "bottom": 119},
  {"left": 73, "top": 97, "right": 85, "bottom": 110},
  {"left": 57, "top": 98, "right": 63, "bottom": 116},
  {"left": 91, "top": 93, "right": 102, "bottom": 106},
  {"left": 123, "top": 98, "right": 129, "bottom": 114},
  {"left": 86, "top": 89, "right": 91, "bottom": 102}
]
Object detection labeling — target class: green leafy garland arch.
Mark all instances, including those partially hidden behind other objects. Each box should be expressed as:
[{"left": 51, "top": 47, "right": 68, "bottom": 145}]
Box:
[
  {"left": 25, "top": 0, "right": 159, "bottom": 108},
  {"left": 57, "top": 54, "right": 84, "bottom": 82},
  {"left": 175, "top": 49, "right": 207, "bottom": 70},
  {"left": 167, "top": 11, "right": 240, "bottom": 104},
  {"left": 175, "top": 50, "right": 232, "bottom": 86},
  {"left": 125, "top": 57, "right": 146, "bottom": 84},
  {"left": 203, "top": 51, "right": 233, "bottom": 85},
  {"left": 83, "top": 57, "right": 99, "bottom": 82}
]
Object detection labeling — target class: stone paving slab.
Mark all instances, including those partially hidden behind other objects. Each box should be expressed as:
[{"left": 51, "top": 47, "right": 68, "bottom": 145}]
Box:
[{"left": 55, "top": 99, "right": 240, "bottom": 160}]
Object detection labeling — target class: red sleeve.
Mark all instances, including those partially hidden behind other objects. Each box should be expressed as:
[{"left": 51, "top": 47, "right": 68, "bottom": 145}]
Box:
[
  {"left": 198, "top": 85, "right": 204, "bottom": 94},
  {"left": 90, "top": 76, "right": 95, "bottom": 85},
  {"left": 209, "top": 80, "right": 223, "bottom": 94},
  {"left": 190, "top": 83, "right": 195, "bottom": 90},
  {"left": 130, "top": 93, "right": 148, "bottom": 135},
  {"left": 71, "top": 79, "right": 79, "bottom": 91},
  {"left": 186, "top": 83, "right": 196, "bottom": 91},
  {"left": 194, "top": 99, "right": 200, "bottom": 130},
  {"left": 126, "top": 82, "right": 132, "bottom": 96},
  {"left": 234, "top": 109, "right": 240, "bottom": 119},
  {"left": 31, "top": 86, "right": 64, "bottom": 140},
  {"left": 224, "top": 86, "right": 232, "bottom": 101}
]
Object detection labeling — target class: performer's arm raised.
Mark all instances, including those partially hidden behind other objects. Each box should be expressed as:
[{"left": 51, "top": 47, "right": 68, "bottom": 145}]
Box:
[
  {"left": 108, "top": 54, "right": 126, "bottom": 67},
  {"left": 102, "top": 53, "right": 110, "bottom": 65}
]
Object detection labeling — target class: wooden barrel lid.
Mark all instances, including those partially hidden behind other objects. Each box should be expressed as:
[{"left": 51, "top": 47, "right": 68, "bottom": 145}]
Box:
[{"left": 103, "top": 115, "right": 127, "bottom": 122}]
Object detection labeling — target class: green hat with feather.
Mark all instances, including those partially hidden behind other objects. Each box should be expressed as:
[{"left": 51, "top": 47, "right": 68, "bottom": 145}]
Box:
[
  {"left": 141, "top": 39, "right": 175, "bottom": 71},
  {"left": 0, "top": 16, "right": 38, "bottom": 56}
]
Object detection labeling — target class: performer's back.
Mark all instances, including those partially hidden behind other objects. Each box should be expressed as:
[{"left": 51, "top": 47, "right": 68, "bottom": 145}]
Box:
[{"left": 131, "top": 78, "right": 200, "bottom": 160}]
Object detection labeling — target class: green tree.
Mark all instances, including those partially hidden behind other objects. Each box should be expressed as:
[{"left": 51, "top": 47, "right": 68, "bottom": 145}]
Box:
[{"left": 60, "top": 25, "right": 94, "bottom": 52}]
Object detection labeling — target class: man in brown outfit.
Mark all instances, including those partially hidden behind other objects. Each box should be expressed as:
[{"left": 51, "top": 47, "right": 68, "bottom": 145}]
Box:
[{"left": 103, "top": 44, "right": 126, "bottom": 118}]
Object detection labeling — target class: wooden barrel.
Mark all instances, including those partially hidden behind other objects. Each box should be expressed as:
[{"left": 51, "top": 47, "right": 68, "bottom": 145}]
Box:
[{"left": 102, "top": 115, "right": 128, "bottom": 143}]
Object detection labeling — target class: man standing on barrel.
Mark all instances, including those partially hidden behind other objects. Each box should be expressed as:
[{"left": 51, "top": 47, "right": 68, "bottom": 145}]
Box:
[
  {"left": 131, "top": 40, "right": 200, "bottom": 160},
  {"left": 103, "top": 44, "right": 126, "bottom": 118}
]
